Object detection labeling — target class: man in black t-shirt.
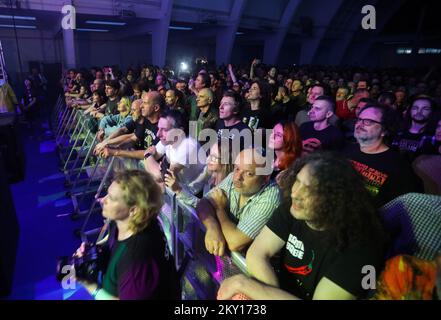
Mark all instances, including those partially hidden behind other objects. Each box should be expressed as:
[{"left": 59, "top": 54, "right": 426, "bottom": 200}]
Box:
[
  {"left": 94, "top": 92, "right": 163, "bottom": 164},
  {"left": 300, "top": 95, "right": 344, "bottom": 153},
  {"left": 92, "top": 80, "right": 121, "bottom": 118},
  {"left": 214, "top": 91, "right": 252, "bottom": 153},
  {"left": 217, "top": 152, "right": 384, "bottom": 300},
  {"left": 391, "top": 96, "right": 436, "bottom": 162},
  {"left": 344, "top": 104, "right": 421, "bottom": 208}
]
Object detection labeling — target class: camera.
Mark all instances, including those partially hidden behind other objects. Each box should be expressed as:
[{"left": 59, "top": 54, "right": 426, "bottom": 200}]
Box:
[
  {"left": 160, "top": 156, "right": 170, "bottom": 181},
  {"left": 56, "top": 243, "right": 108, "bottom": 283}
]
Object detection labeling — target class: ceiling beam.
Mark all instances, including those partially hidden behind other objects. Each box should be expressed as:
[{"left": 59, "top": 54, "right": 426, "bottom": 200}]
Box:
[
  {"left": 262, "top": 0, "right": 302, "bottom": 65},
  {"left": 215, "top": 0, "right": 248, "bottom": 65},
  {"left": 298, "top": 0, "right": 344, "bottom": 65},
  {"left": 343, "top": 0, "right": 404, "bottom": 65}
]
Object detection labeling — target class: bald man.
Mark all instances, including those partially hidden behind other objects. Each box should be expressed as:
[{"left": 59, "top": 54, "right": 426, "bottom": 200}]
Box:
[
  {"left": 94, "top": 92, "right": 164, "bottom": 164},
  {"left": 196, "top": 148, "right": 281, "bottom": 256},
  {"left": 196, "top": 88, "right": 218, "bottom": 138}
]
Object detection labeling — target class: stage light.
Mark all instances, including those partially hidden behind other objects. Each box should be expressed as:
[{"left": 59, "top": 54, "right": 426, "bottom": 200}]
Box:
[
  {"left": 76, "top": 28, "right": 109, "bottom": 32},
  {"left": 0, "top": 15, "right": 36, "bottom": 21},
  {"left": 85, "top": 20, "right": 126, "bottom": 26},
  {"left": 169, "top": 26, "right": 193, "bottom": 31},
  {"left": 0, "top": 24, "right": 36, "bottom": 29},
  {"left": 180, "top": 62, "right": 189, "bottom": 71}
]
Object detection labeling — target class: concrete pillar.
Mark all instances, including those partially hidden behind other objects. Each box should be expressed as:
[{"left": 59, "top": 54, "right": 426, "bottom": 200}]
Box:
[
  {"left": 151, "top": 0, "right": 173, "bottom": 67},
  {"left": 215, "top": 0, "right": 247, "bottom": 65},
  {"left": 263, "top": 0, "right": 301, "bottom": 65},
  {"left": 62, "top": 26, "right": 76, "bottom": 69}
]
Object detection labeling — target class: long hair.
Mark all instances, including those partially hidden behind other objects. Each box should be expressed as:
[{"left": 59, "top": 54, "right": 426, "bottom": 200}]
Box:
[
  {"left": 276, "top": 120, "right": 303, "bottom": 170},
  {"left": 118, "top": 96, "right": 131, "bottom": 115},
  {"left": 281, "top": 152, "right": 386, "bottom": 251},
  {"left": 251, "top": 80, "right": 272, "bottom": 109},
  {"left": 402, "top": 95, "right": 438, "bottom": 134},
  {"left": 113, "top": 170, "right": 163, "bottom": 234}
]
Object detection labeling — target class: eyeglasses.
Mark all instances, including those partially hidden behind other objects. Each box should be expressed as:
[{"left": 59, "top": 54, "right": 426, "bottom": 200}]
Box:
[
  {"left": 207, "top": 154, "right": 221, "bottom": 162},
  {"left": 355, "top": 117, "right": 383, "bottom": 126}
]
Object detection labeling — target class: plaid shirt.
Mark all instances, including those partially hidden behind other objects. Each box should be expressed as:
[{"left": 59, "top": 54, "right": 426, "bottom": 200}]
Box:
[
  {"left": 207, "top": 172, "right": 282, "bottom": 239},
  {"left": 380, "top": 192, "right": 441, "bottom": 261}
]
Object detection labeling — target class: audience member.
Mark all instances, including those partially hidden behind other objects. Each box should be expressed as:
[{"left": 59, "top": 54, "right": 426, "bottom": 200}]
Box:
[
  {"left": 196, "top": 148, "right": 281, "bottom": 255},
  {"left": 344, "top": 104, "right": 422, "bottom": 208},
  {"left": 300, "top": 96, "right": 344, "bottom": 153},
  {"left": 218, "top": 152, "right": 385, "bottom": 300}
]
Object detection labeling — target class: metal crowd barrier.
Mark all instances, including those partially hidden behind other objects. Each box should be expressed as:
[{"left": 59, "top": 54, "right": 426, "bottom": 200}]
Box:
[
  {"left": 53, "top": 94, "right": 249, "bottom": 299},
  {"left": 52, "top": 95, "right": 110, "bottom": 219},
  {"left": 161, "top": 187, "right": 248, "bottom": 300}
]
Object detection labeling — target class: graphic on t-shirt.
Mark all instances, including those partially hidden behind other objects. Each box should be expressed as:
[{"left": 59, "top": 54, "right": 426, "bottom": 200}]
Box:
[
  {"left": 218, "top": 129, "right": 236, "bottom": 140},
  {"left": 243, "top": 116, "right": 260, "bottom": 131},
  {"left": 396, "top": 138, "right": 420, "bottom": 152},
  {"left": 350, "top": 160, "right": 388, "bottom": 196},
  {"left": 144, "top": 129, "right": 157, "bottom": 148},
  {"left": 284, "top": 234, "right": 314, "bottom": 276}
]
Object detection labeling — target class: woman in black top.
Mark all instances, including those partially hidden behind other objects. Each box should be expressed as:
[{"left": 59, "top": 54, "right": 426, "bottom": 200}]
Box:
[{"left": 74, "top": 170, "right": 179, "bottom": 300}]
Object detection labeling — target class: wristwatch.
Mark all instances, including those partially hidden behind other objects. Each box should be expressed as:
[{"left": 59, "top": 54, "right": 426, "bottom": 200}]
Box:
[{"left": 144, "top": 150, "right": 152, "bottom": 159}]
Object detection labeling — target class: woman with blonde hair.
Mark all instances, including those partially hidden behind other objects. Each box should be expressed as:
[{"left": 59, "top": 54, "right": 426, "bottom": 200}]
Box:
[
  {"left": 74, "top": 170, "right": 179, "bottom": 300},
  {"left": 96, "top": 96, "right": 133, "bottom": 140}
]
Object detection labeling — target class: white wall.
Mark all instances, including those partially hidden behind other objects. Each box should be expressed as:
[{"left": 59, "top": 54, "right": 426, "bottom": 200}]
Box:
[
  {"left": 0, "top": 28, "right": 153, "bottom": 87},
  {"left": 0, "top": 29, "right": 60, "bottom": 85},
  {"left": 76, "top": 33, "right": 152, "bottom": 70}
]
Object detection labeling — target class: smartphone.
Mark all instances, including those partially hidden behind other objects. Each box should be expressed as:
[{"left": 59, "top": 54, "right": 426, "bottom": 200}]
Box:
[{"left": 160, "top": 157, "right": 170, "bottom": 181}]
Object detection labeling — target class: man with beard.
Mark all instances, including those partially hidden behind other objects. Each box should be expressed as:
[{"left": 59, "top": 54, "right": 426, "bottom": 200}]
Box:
[
  {"left": 165, "top": 89, "right": 185, "bottom": 114},
  {"left": 344, "top": 104, "right": 421, "bottom": 208},
  {"left": 300, "top": 96, "right": 344, "bottom": 153},
  {"left": 392, "top": 95, "right": 437, "bottom": 162}
]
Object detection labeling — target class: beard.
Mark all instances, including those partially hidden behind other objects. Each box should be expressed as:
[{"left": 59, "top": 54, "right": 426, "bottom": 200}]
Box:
[
  {"left": 354, "top": 128, "right": 376, "bottom": 144},
  {"left": 310, "top": 114, "right": 327, "bottom": 123},
  {"left": 411, "top": 115, "right": 429, "bottom": 124}
]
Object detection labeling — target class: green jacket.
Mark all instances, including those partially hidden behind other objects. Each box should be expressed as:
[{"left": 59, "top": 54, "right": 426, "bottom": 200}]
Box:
[{"left": 0, "top": 82, "right": 19, "bottom": 112}]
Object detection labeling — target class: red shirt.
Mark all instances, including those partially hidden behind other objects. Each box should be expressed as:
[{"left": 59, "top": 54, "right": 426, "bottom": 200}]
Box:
[{"left": 335, "top": 100, "right": 355, "bottom": 121}]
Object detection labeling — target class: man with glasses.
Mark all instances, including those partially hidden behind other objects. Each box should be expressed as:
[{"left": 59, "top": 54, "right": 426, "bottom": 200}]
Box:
[
  {"left": 300, "top": 96, "right": 344, "bottom": 153},
  {"left": 344, "top": 104, "right": 421, "bottom": 208}
]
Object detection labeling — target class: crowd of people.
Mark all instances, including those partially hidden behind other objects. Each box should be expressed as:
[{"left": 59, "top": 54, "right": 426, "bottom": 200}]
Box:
[{"left": 59, "top": 60, "right": 441, "bottom": 300}]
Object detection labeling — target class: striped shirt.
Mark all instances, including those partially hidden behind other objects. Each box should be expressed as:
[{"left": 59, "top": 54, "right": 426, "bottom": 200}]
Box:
[{"left": 208, "top": 172, "right": 282, "bottom": 239}]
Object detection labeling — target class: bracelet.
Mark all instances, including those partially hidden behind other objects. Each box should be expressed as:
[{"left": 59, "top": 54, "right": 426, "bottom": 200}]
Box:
[{"left": 91, "top": 286, "right": 101, "bottom": 299}]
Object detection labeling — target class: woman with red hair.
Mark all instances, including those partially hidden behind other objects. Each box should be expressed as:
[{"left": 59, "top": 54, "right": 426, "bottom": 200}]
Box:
[{"left": 268, "top": 120, "right": 302, "bottom": 180}]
